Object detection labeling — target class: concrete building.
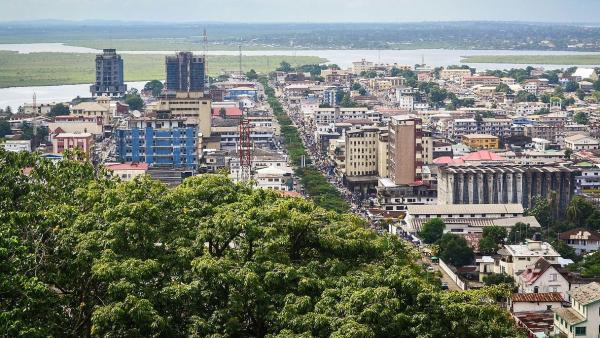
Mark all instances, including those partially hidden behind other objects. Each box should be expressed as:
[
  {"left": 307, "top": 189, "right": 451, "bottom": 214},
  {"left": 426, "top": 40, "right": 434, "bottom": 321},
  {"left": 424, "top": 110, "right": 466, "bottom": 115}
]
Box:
[
  {"left": 116, "top": 112, "right": 198, "bottom": 168},
  {"left": 157, "top": 91, "right": 212, "bottom": 136},
  {"left": 351, "top": 59, "right": 374, "bottom": 74},
  {"left": 90, "top": 49, "right": 126, "bottom": 97},
  {"left": 105, "top": 162, "right": 149, "bottom": 181},
  {"left": 388, "top": 115, "right": 423, "bottom": 185},
  {"left": 48, "top": 115, "right": 104, "bottom": 137},
  {"left": 554, "top": 282, "right": 600, "bottom": 338},
  {"left": 344, "top": 126, "right": 380, "bottom": 192},
  {"left": 2, "top": 140, "right": 32, "bottom": 152},
  {"left": 559, "top": 228, "right": 600, "bottom": 255},
  {"left": 461, "top": 75, "right": 501, "bottom": 87},
  {"left": 52, "top": 132, "right": 94, "bottom": 157},
  {"left": 376, "top": 132, "right": 389, "bottom": 178},
  {"left": 440, "top": 68, "right": 472, "bottom": 81},
  {"left": 498, "top": 240, "right": 562, "bottom": 278},
  {"left": 254, "top": 166, "right": 292, "bottom": 191},
  {"left": 437, "top": 164, "right": 579, "bottom": 212},
  {"left": 462, "top": 134, "right": 500, "bottom": 149},
  {"left": 165, "top": 51, "right": 205, "bottom": 92},
  {"left": 70, "top": 97, "right": 112, "bottom": 125},
  {"left": 565, "top": 134, "right": 600, "bottom": 151}
]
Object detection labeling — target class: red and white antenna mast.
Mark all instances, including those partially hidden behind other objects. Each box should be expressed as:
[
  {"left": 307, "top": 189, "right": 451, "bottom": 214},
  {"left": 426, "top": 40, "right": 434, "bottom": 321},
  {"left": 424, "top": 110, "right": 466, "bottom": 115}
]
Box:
[{"left": 238, "top": 117, "right": 252, "bottom": 182}]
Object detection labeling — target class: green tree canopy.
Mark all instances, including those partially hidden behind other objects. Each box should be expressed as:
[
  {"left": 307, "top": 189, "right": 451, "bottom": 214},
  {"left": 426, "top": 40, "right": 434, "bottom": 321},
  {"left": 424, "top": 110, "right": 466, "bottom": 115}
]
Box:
[
  {"left": 143, "top": 80, "right": 164, "bottom": 97},
  {"left": 48, "top": 103, "right": 70, "bottom": 117},
  {"left": 0, "top": 150, "right": 524, "bottom": 337},
  {"left": 418, "top": 218, "right": 445, "bottom": 244},
  {"left": 124, "top": 88, "right": 144, "bottom": 111},
  {"left": 0, "top": 119, "right": 11, "bottom": 137},
  {"left": 483, "top": 273, "right": 515, "bottom": 287},
  {"left": 277, "top": 61, "right": 294, "bottom": 73},
  {"left": 439, "top": 233, "right": 474, "bottom": 267},
  {"left": 574, "top": 111, "right": 589, "bottom": 125},
  {"left": 246, "top": 69, "right": 258, "bottom": 80}
]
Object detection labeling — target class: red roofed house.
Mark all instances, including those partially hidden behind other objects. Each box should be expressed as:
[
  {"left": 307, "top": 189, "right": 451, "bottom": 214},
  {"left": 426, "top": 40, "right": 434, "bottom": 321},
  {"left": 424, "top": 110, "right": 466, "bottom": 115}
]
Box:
[
  {"left": 559, "top": 228, "right": 600, "bottom": 255},
  {"left": 518, "top": 257, "right": 569, "bottom": 299},
  {"left": 105, "top": 162, "right": 149, "bottom": 181},
  {"left": 510, "top": 292, "right": 565, "bottom": 312},
  {"left": 212, "top": 107, "right": 243, "bottom": 118}
]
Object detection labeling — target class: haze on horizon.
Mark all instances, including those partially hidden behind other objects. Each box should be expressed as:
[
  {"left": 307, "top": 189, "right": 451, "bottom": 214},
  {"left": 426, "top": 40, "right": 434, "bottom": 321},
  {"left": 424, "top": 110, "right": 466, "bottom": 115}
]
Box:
[{"left": 0, "top": 0, "right": 599, "bottom": 24}]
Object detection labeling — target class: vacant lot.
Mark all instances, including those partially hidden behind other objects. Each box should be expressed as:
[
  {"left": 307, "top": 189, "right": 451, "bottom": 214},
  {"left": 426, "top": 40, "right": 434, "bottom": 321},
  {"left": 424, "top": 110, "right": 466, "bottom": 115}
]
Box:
[{"left": 0, "top": 51, "right": 326, "bottom": 87}]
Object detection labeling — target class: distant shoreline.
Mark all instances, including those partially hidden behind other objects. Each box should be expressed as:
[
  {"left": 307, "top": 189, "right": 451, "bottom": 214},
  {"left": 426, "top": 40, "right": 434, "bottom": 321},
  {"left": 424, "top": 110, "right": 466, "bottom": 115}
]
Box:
[{"left": 461, "top": 55, "right": 600, "bottom": 65}]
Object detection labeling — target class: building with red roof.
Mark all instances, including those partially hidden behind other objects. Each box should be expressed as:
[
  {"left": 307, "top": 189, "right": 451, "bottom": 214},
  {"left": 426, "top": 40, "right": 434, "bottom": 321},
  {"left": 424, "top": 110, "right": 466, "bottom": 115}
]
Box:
[{"left": 212, "top": 107, "right": 243, "bottom": 118}]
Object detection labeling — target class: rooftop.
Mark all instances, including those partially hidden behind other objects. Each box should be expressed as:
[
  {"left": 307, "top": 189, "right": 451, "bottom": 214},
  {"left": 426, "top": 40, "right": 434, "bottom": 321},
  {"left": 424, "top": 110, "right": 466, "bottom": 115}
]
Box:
[
  {"left": 407, "top": 203, "right": 523, "bottom": 215},
  {"left": 570, "top": 282, "right": 600, "bottom": 305},
  {"left": 504, "top": 241, "right": 560, "bottom": 258},
  {"left": 559, "top": 228, "right": 600, "bottom": 242},
  {"left": 553, "top": 307, "right": 586, "bottom": 325},
  {"left": 105, "top": 162, "right": 149, "bottom": 171},
  {"left": 511, "top": 292, "right": 564, "bottom": 303}
]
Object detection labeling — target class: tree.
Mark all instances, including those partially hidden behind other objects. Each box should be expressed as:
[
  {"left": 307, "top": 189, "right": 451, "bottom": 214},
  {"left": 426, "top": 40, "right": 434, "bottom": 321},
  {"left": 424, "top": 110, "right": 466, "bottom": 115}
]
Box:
[
  {"left": 483, "top": 273, "right": 515, "bottom": 286},
  {"left": 566, "top": 196, "right": 595, "bottom": 227},
  {"left": 570, "top": 251, "right": 600, "bottom": 278},
  {"left": 574, "top": 111, "right": 589, "bottom": 125},
  {"left": 124, "top": 88, "right": 144, "bottom": 111},
  {"left": 565, "top": 81, "right": 580, "bottom": 93},
  {"left": 526, "top": 197, "right": 553, "bottom": 228},
  {"left": 495, "top": 83, "right": 512, "bottom": 94},
  {"left": 552, "top": 240, "right": 579, "bottom": 262},
  {"left": 515, "top": 90, "right": 537, "bottom": 103},
  {"left": 277, "top": 61, "right": 294, "bottom": 73},
  {"left": 507, "top": 222, "right": 534, "bottom": 244},
  {"left": 351, "top": 82, "right": 362, "bottom": 91},
  {"left": 246, "top": 69, "right": 258, "bottom": 80},
  {"left": 340, "top": 93, "right": 357, "bottom": 108},
  {"left": 358, "top": 88, "right": 367, "bottom": 96},
  {"left": 438, "top": 233, "right": 474, "bottom": 267},
  {"left": 564, "top": 148, "right": 573, "bottom": 160},
  {"left": 479, "top": 226, "right": 507, "bottom": 254},
  {"left": 0, "top": 150, "right": 523, "bottom": 337},
  {"left": 0, "top": 119, "right": 11, "bottom": 138},
  {"left": 576, "top": 89, "right": 586, "bottom": 101},
  {"left": 419, "top": 218, "right": 445, "bottom": 244},
  {"left": 48, "top": 103, "right": 70, "bottom": 117},
  {"left": 143, "top": 80, "right": 164, "bottom": 97}
]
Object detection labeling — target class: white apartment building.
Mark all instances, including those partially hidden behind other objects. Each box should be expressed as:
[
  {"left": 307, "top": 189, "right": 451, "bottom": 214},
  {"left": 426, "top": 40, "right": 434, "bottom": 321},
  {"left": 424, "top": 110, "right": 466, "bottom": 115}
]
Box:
[
  {"left": 554, "top": 282, "right": 600, "bottom": 338},
  {"left": 498, "top": 240, "right": 561, "bottom": 279},
  {"left": 2, "top": 140, "right": 32, "bottom": 152},
  {"left": 344, "top": 127, "right": 379, "bottom": 177}
]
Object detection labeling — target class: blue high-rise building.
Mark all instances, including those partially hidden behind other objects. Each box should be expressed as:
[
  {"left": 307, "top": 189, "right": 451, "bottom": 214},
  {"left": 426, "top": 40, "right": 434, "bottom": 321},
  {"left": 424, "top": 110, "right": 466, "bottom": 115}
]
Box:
[
  {"left": 165, "top": 52, "right": 205, "bottom": 92},
  {"left": 116, "top": 111, "right": 197, "bottom": 168}
]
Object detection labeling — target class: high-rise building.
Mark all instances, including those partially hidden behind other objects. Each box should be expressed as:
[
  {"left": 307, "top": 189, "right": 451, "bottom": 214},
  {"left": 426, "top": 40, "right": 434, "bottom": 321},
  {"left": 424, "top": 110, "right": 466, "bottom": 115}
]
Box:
[
  {"left": 388, "top": 115, "right": 423, "bottom": 185},
  {"left": 90, "top": 49, "right": 126, "bottom": 97},
  {"left": 165, "top": 52, "right": 205, "bottom": 92}
]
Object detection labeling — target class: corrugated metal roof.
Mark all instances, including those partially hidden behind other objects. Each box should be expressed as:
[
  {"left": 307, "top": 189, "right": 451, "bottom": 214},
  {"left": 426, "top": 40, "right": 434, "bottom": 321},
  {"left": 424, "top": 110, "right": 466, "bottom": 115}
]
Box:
[{"left": 407, "top": 204, "right": 523, "bottom": 215}]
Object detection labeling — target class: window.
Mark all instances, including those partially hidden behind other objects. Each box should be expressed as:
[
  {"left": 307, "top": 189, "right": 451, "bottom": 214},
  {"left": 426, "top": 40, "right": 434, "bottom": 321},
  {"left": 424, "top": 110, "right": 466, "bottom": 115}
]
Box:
[
  {"left": 549, "top": 273, "right": 557, "bottom": 282},
  {"left": 575, "top": 327, "right": 586, "bottom": 336}
]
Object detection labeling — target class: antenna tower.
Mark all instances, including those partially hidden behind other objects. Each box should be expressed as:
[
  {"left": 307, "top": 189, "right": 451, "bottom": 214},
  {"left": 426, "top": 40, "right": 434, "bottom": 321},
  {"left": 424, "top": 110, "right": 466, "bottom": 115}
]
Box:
[
  {"left": 32, "top": 92, "right": 37, "bottom": 137},
  {"left": 203, "top": 28, "right": 209, "bottom": 87},
  {"left": 238, "top": 117, "right": 252, "bottom": 182},
  {"left": 238, "top": 43, "right": 243, "bottom": 77}
]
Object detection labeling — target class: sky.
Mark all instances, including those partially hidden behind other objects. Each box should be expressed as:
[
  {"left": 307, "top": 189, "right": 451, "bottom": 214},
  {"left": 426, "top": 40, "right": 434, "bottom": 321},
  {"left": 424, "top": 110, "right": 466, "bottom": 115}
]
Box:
[{"left": 1, "top": 0, "right": 599, "bottom": 23}]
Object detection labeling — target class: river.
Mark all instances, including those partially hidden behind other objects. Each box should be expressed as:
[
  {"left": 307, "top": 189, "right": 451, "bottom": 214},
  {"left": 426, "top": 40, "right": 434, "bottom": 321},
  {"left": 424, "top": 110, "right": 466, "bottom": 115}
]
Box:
[{"left": 2, "top": 43, "right": 600, "bottom": 110}]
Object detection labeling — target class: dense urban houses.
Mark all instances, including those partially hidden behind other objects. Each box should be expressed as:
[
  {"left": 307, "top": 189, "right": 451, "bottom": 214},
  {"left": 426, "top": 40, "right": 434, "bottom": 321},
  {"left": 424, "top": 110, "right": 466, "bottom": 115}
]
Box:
[{"left": 90, "top": 49, "right": 127, "bottom": 97}]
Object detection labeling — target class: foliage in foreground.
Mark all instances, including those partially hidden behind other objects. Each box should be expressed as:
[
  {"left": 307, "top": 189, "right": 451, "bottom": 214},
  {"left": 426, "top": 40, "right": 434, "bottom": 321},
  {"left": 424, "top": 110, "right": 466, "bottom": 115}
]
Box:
[{"left": 0, "top": 150, "right": 523, "bottom": 337}]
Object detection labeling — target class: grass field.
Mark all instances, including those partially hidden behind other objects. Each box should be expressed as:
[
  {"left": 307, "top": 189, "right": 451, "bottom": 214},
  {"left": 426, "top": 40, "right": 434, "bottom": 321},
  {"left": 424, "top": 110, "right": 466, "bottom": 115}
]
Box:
[
  {"left": 461, "top": 55, "right": 600, "bottom": 65},
  {"left": 0, "top": 51, "right": 326, "bottom": 88}
]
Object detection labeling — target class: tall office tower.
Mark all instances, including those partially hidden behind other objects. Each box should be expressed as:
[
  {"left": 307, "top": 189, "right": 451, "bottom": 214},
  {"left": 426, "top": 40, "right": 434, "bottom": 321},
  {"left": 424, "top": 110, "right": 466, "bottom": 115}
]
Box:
[
  {"left": 90, "top": 49, "right": 127, "bottom": 97},
  {"left": 388, "top": 115, "right": 424, "bottom": 185},
  {"left": 165, "top": 52, "right": 205, "bottom": 92}
]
